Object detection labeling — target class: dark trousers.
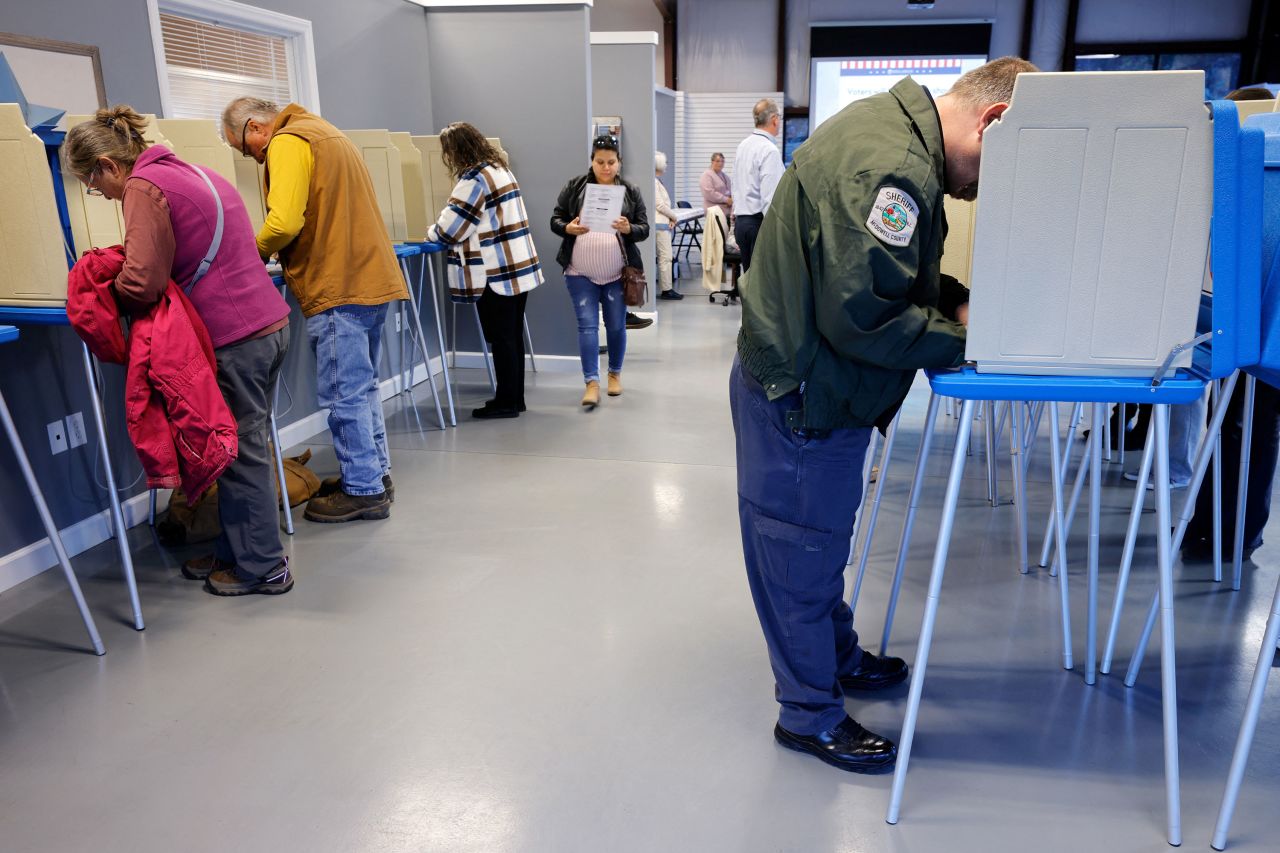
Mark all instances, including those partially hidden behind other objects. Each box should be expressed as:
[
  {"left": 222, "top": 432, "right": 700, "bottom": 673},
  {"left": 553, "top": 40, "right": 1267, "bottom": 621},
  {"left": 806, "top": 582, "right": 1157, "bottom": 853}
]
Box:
[
  {"left": 729, "top": 356, "right": 872, "bottom": 735},
  {"left": 213, "top": 325, "right": 290, "bottom": 578},
  {"left": 477, "top": 288, "right": 529, "bottom": 408},
  {"left": 735, "top": 212, "right": 764, "bottom": 272},
  {"left": 1186, "top": 377, "right": 1280, "bottom": 550}
]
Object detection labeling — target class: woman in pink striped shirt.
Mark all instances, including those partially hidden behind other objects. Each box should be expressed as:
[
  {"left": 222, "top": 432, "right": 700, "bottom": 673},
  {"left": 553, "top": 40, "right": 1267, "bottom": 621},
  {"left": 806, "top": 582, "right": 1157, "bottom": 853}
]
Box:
[{"left": 551, "top": 136, "right": 650, "bottom": 409}]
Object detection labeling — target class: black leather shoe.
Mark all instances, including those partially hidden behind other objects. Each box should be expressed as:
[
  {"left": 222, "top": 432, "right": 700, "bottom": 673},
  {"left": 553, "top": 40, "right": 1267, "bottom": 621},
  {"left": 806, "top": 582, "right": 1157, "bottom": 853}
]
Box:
[
  {"left": 658, "top": 289, "right": 684, "bottom": 300},
  {"left": 774, "top": 717, "right": 897, "bottom": 773},
  {"left": 472, "top": 403, "right": 520, "bottom": 419},
  {"left": 484, "top": 398, "right": 526, "bottom": 413},
  {"left": 839, "top": 652, "right": 909, "bottom": 692},
  {"left": 625, "top": 312, "right": 653, "bottom": 330}
]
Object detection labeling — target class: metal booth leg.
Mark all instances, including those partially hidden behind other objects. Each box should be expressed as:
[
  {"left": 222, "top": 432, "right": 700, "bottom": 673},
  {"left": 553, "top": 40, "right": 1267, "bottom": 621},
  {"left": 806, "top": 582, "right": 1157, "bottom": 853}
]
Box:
[
  {"left": 424, "top": 253, "right": 457, "bottom": 427},
  {"left": 1152, "top": 404, "right": 1183, "bottom": 846},
  {"left": 879, "top": 392, "right": 941, "bottom": 654},
  {"left": 0, "top": 386, "right": 104, "bottom": 655},
  {"left": 1086, "top": 402, "right": 1104, "bottom": 685},
  {"left": 400, "top": 257, "right": 447, "bottom": 431},
  {"left": 1232, "top": 375, "right": 1256, "bottom": 590},
  {"left": 524, "top": 316, "right": 538, "bottom": 373},
  {"left": 81, "top": 344, "right": 143, "bottom": 631},
  {"left": 1009, "top": 401, "right": 1030, "bottom": 573},
  {"left": 269, "top": 377, "right": 293, "bottom": 536},
  {"left": 1102, "top": 425, "right": 1156, "bottom": 674},
  {"left": 1038, "top": 401, "right": 1084, "bottom": 568},
  {"left": 1049, "top": 424, "right": 1095, "bottom": 579},
  {"left": 1211, "top": 564, "right": 1280, "bottom": 850},
  {"left": 886, "top": 398, "right": 976, "bottom": 826},
  {"left": 849, "top": 427, "right": 880, "bottom": 565},
  {"left": 1047, "top": 402, "right": 1074, "bottom": 671},
  {"left": 849, "top": 414, "right": 899, "bottom": 612},
  {"left": 472, "top": 303, "right": 497, "bottom": 393}
]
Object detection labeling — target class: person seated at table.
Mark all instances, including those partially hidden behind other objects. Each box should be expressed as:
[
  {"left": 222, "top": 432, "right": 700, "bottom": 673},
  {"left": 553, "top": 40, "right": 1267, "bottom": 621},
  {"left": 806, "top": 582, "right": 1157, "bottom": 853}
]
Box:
[
  {"left": 654, "top": 151, "right": 682, "bottom": 300},
  {"left": 700, "top": 152, "right": 732, "bottom": 213},
  {"left": 222, "top": 97, "right": 406, "bottom": 524},
  {"left": 427, "top": 122, "right": 543, "bottom": 419},
  {"left": 62, "top": 105, "right": 294, "bottom": 596},
  {"left": 550, "top": 135, "right": 650, "bottom": 408}
]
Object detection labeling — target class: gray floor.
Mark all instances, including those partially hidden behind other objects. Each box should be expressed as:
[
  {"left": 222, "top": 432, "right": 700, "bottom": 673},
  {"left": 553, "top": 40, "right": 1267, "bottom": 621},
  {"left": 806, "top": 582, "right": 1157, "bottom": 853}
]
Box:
[{"left": 2, "top": 276, "right": 1279, "bottom": 852}]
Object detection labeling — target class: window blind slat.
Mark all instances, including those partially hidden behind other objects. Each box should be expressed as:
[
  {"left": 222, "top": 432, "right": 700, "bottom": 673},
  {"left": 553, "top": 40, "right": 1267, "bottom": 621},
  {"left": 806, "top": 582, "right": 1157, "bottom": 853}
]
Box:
[{"left": 159, "top": 12, "right": 296, "bottom": 122}]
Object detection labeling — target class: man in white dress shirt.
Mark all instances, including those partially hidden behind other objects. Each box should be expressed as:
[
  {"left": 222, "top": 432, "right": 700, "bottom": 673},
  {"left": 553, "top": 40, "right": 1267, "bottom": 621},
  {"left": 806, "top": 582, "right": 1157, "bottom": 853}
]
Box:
[{"left": 732, "top": 98, "right": 785, "bottom": 275}]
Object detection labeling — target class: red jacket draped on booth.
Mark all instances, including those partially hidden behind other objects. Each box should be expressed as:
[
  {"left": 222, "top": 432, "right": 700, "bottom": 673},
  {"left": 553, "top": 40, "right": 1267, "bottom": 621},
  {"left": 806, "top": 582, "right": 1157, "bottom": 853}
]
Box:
[{"left": 67, "top": 246, "right": 237, "bottom": 500}]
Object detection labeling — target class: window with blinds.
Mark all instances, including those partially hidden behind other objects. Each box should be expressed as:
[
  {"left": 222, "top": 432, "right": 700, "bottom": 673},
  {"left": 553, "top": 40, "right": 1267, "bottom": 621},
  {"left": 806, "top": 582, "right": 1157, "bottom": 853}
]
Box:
[{"left": 159, "top": 12, "right": 295, "bottom": 121}]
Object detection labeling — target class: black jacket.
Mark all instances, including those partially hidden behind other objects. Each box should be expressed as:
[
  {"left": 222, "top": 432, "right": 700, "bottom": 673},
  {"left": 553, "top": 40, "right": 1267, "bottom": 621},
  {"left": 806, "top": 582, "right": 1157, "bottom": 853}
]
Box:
[{"left": 550, "top": 173, "right": 650, "bottom": 271}]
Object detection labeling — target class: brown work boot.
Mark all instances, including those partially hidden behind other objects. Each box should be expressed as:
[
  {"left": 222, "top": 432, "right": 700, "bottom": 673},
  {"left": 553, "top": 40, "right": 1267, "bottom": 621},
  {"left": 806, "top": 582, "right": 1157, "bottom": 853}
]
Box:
[
  {"left": 607, "top": 372, "right": 622, "bottom": 397},
  {"left": 304, "top": 489, "right": 391, "bottom": 523},
  {"left": 581, "top": 380, "right": 600, "bottom": 409},
  {"left": 318, "top": 474, "right": 394, "bottom": 502},
  {"left": 181, "top": 554, "right": 232, "bottom": 581},
  {"left": 204, "top": 559, "right": 294, "bottom": 596}
]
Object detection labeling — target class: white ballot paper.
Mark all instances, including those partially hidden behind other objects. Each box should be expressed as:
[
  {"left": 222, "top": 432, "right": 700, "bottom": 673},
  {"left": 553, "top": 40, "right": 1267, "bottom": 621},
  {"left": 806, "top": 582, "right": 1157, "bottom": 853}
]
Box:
[{"left": 580, "top": 183, "right": 626, "bottom": 232}]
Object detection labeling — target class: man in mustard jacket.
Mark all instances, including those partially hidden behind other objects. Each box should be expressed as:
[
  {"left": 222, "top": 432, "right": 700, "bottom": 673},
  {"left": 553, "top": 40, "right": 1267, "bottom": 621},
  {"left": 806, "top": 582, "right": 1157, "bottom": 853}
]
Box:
[
  {"left": 732, "top": 57, "right": 1036, "bottom": 773},
  {"left": 224, "top": 98, "right": 407, "bottom": 523}
]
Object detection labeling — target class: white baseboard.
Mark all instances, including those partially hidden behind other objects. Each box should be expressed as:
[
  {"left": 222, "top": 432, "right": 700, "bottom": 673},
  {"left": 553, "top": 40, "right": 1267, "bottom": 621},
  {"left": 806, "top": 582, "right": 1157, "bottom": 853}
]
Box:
[
  {"left": 0, "top": 355, "right": 451, "bottom": 595},
  {"left": 449, "top": 352, "right": 582, "bottom": 374}
]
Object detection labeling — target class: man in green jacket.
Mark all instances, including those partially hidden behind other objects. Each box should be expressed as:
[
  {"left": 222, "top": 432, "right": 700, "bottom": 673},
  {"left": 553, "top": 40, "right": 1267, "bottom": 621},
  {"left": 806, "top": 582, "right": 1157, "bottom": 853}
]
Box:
[{"left": 730, "top": 57, "right": 1037, "bottom": 773}]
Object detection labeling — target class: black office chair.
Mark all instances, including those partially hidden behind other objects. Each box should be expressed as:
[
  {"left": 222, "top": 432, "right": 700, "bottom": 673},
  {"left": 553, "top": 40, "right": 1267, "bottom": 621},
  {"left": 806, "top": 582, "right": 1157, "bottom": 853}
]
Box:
[{"left": 709, "top": 214, "right": 741, "bottom": 306}]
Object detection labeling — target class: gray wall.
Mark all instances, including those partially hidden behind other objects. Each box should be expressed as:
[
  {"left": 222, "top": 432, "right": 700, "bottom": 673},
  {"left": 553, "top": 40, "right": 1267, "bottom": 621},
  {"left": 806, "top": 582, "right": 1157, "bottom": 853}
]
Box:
[
  {"left": 427, "top": 6, "right": 592, "bottom": 357},
  {"left": 655, "top": 88, "right": 676, "bottom": 207},
  {"left": 591, "top": 40, "right": 657, "bottom": 310},
  {"left": 0, "top": 0, "right": 434, "bottom": 566},
  {"left": 590, "top": 0, "right": 666, "bottom": 85}
]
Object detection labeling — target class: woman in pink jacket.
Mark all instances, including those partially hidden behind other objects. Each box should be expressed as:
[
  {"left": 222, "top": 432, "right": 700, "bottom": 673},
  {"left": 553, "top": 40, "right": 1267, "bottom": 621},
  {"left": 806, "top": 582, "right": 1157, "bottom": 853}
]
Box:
[{"left": 63, "top": 106, "right": 294, "bottom": 597}]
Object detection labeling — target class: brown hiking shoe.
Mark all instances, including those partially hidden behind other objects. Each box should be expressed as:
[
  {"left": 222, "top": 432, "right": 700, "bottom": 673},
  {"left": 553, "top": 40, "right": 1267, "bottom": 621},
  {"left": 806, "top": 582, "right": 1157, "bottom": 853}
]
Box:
[
  {"left": 318, "top": 474, "right": 394, "bottom": 502},
  {"left": 304, "top": 489, "right": 391, "bottom": 523},
  {"left": 181, "top": 554, "right": 232, "bottom": 581},
  {"left": 204, "top": 559, "right": 294, "bottom": 596}
]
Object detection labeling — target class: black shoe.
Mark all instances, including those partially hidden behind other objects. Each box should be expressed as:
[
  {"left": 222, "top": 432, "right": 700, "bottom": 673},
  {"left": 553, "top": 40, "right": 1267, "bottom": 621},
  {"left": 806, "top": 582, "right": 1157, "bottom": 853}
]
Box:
[
  {"left": 839, "top": 652, "right": 909, "bottom": 692},
  {"left": 773, "top": 717, "right": 897, "bottom": 774},
  {"left": 472, "top": 402, "right": 520, "bottom": 419},
  {"left": 319, "top": 474, "right": 395, "bottom": 503},
  {"left": 204, "top": 559, "right": 294, "bottom": 596},
  {"left": 484, "top": 398, "right": 526, "bottom": 413},
  {"left": 658, "top": 289, "right": 684, "bottom": 300},
  {"left": 1181, "top": 535, "right": 1257, "bottom": 563},
  {"left": 625, "top": 312, "right": 653, "bottom": 330}
]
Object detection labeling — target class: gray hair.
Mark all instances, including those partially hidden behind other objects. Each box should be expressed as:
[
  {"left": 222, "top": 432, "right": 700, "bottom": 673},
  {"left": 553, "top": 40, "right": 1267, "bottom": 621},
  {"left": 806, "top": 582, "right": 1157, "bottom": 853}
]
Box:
[
  {"left": 753, "top": 98, "right": 780, "bottom": 128},
  {"left": 654, "top": 150, "right": 667, "bottom": 172},
  {"left": 221, "top": 97, "right": 280, "bottom": 134}
]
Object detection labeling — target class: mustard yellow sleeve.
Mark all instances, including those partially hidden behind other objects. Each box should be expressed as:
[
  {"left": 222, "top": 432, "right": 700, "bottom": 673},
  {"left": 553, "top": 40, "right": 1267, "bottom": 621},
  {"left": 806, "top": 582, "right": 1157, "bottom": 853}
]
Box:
[{"left": 256, "top": 134, "right": 314, "bottom": 259}]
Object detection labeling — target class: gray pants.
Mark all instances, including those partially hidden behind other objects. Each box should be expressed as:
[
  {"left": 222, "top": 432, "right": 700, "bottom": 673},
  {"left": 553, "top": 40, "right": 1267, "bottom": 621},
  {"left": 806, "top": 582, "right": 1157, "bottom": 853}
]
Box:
[{"left": 213, "top": 326, "right": 290, "bottom": 578}]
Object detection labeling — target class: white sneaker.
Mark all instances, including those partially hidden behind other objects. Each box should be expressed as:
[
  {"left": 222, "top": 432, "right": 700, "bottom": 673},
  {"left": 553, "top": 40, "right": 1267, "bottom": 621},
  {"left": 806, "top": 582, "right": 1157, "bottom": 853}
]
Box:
[{"left": 1123, "top": 471, "right": 1189, "bottom": 490}]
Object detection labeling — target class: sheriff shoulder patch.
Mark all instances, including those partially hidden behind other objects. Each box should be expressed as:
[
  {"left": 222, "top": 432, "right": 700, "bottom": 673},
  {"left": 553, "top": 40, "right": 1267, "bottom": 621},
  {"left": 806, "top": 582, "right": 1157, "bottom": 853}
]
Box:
[{"left": 866, "top": 185, "right": 919, "bottom": 247}]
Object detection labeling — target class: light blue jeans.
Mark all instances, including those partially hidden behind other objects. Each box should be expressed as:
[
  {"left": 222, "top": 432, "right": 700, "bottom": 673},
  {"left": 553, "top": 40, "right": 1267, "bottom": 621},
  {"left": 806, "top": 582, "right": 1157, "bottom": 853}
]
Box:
[
  {"left": 1168, "top": 394, "right": 1205, "bottom": 486},
  {"left": 306, "top": 304, "right": 390, "bottom": 495},
  {"left": 565, "top": 274, "right": 626, "bottom": 383}
]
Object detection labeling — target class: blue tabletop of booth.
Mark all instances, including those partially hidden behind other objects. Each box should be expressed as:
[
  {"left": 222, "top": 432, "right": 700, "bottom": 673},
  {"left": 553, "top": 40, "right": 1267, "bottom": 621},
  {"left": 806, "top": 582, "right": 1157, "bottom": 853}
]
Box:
[
  {"left": 0, "top": 307, "right": 69, "bottom": 326},
  {"left": 927, "top": 365, "right": 1208, "bottom": 406},
  {"left": 0, "top": 325, "right": 18, "bottom": 345}
]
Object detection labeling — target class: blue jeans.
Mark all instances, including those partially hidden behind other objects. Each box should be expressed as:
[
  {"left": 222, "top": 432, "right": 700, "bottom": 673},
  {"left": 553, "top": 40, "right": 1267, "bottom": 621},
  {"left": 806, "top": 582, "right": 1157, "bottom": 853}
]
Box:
[
  {"left": 1168, "top": 395, "right": 1205, "bottom": 486},
  {"left": 565, "top": 274, "right": 625, "bottom": 382},
  {"left": 729, "top": 356, "right": 873, "bottom": 735},
  {"left": 306, "top": 304, "right": 390, "bottom": 495}
]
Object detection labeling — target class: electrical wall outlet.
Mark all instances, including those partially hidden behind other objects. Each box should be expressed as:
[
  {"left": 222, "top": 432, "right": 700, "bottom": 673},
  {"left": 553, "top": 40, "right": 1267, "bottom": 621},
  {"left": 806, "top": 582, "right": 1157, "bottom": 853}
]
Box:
[
  {"left": 67, "top": 411, "right": 88, "bottom": 449},
  {"left": 47, "top": 420, "right": 68, "bottom": 455},
  {"left": 395, "top": 312, "right": 402, "bottom": 333}
]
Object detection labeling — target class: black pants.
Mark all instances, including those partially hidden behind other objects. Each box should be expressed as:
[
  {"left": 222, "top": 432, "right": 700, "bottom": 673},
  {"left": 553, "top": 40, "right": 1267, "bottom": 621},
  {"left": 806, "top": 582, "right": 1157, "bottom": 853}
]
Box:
[
  {"left": 213, "top": 325, "right": 290, "bottom": 578},
  {"left": 1186, "top": 378, "right": 1280, "bottom": 550},
  {"left": 477, "top": 288, "right": 529, "bottom": 408},
  {"left": 735, "top": 212, "right": 764, "bottom": 273}
]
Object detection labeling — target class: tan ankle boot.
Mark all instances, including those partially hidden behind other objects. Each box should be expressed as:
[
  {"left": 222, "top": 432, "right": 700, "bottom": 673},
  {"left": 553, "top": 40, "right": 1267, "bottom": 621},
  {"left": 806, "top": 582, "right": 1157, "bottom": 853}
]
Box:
[
  {"left": 581, "top": 380, "right": 600, "bottom": 408},
  {"left": 607, "top": 372, "right": 622, "bottom": 396}
]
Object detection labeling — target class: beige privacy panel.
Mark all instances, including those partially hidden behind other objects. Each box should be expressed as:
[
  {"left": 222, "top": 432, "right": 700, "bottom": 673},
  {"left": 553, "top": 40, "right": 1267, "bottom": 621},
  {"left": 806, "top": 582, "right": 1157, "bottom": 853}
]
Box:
[
  {"left": 346, "top": 129, "right": 408, "bottom": 242},
  {"left": 390, "top": 132, "right": 428, "bottom": 241},
  {"left": 232, "top": 154, "right": 267, "bottom": 234},
  {"left": 939, "top": 197, "right": 976, "bottom": 282},
  {"left": 0, "top": 105, "right": 70, "bottom": 306},
  {"left": 62, "top": 113, "right": 171, "bottom": 254},
  {"left": 156, "top": 119, "right": 267, "bottom": 233},
  {"left": 1233, "top": 98, "right": 1277, "bottom": 121},
  {"left": 412, "top": 134, "right": 505, "bottom": 229},
  {"left": 964, "top": 71, "right": 1212, "bottom": 376}
]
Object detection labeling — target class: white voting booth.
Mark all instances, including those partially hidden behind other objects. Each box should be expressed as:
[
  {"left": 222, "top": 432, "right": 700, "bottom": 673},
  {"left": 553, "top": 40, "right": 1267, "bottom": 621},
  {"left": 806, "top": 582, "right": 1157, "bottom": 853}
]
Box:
[
  {"left": 0, "top": 105, "right": 70, "bottom": 305},
  {"left": 965, "top": 71, "right": 1213, "bottom": 377},
  {"left": 346, "top": 129, "right": 409, "bottom": 243},
  {"left": 157, "top": 118, "right": 268, "bottom": 234}
]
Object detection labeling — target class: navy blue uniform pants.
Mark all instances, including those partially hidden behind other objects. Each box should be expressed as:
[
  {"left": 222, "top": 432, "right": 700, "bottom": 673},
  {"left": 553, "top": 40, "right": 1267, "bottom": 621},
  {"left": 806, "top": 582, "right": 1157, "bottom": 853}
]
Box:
[{"left": 729, "top": 357, "right": 872, "bottom": 735}]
